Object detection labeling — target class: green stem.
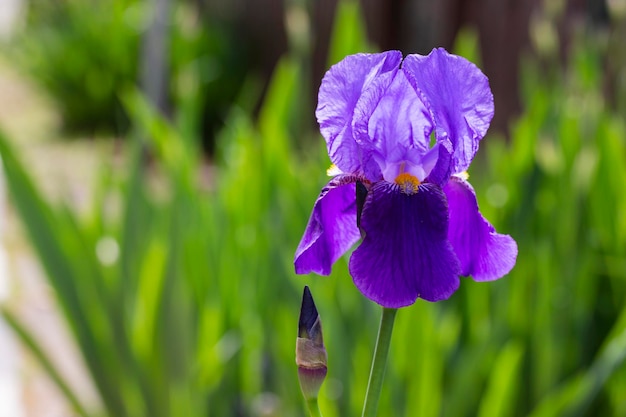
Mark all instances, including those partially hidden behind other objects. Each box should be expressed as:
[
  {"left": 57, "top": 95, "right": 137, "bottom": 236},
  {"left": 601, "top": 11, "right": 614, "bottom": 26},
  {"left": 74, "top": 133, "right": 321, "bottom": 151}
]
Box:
[
  {"left": 306, "top": 397, "right": 324, "bottom": 417},
  {"left": 361, "top": 307, "right": 398, "bottom": 417}
]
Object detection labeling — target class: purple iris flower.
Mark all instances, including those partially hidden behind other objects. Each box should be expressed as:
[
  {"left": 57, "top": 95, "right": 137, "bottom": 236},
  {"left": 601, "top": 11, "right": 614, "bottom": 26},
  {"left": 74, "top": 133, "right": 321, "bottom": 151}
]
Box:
[{"left": 294, "top": 48, "right": 517, "bottom": 308}]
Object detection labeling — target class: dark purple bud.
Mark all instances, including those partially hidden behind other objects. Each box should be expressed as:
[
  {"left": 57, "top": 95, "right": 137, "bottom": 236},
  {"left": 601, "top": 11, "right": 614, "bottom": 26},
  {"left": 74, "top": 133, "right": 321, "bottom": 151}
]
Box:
[{"left": 296, "top": 286, "right": 327, "bottom": 400}]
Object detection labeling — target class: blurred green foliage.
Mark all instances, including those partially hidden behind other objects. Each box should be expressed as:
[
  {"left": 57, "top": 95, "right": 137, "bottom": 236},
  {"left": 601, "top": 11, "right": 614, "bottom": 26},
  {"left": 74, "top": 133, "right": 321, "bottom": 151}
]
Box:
[
  {"left": 8, "top": 0, "right": 247, "bottom": 138},
  {"left": 11, "top": 0, "right": 140, "bottom": 133},
  {"left": 1, "top": 1, "right": 626, "bottom": 416}
]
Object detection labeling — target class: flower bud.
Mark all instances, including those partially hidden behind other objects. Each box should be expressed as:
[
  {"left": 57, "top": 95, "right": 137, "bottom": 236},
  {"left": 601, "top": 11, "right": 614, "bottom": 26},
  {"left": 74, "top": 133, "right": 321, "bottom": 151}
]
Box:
[{"left": 296, "top": 286, "right": 327, "bottom": 400}]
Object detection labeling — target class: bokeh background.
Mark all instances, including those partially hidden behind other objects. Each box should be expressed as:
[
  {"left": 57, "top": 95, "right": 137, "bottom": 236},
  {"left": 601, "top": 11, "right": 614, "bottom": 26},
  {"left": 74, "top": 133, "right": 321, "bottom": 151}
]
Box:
[{"left": 1, "top": 0, "right": 626, "bottom": 416}]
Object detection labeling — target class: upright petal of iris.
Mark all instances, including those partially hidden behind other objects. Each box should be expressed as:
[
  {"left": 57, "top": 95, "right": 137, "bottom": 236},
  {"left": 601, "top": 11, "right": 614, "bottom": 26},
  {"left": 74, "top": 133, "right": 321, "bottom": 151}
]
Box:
[
  {"left": 295, "top": 176, "right": 361, "bottom": 276},
  {"left": 444, "top": 176, "right": 517, "bottom": 281},
  {"left": 403, "top": 48, "right": 494, "bottom": 173},
  {"left": 352, "top": 66, "right": 435, "bottom": 183},
  {"left": 350, "top": 182, "right": 461, "bottom": 307},
  {"left": 316, "top": 51, "right": 403, "bottom": 176}
]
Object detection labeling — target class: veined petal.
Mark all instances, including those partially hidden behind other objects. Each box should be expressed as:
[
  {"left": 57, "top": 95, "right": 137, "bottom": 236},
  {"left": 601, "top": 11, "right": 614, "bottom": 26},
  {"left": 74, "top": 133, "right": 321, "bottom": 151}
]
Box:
[
  {"left": 352, "top": 69, "right": 433, "bottom": 182},
  {"left": 349, "top": 182, "right": 460, "bottom": 307},
  {"left": 444, "top": 176, "right": 517, "bottom": 281},
  {"left": 403, "top": 48, "right": 494, "bottom": 173},
  {"left": 316, "top": 51, "right": 403, "bottom": 175},
  {"left": 295, "top": 176, "right": 361, "bottom": 275}
]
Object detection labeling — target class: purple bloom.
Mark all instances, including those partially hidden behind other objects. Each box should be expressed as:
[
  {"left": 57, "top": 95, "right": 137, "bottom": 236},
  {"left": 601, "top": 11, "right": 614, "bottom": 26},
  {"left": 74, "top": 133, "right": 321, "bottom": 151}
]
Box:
[{"left": 294, "top": 48, "right": 517, "bottom": 308}]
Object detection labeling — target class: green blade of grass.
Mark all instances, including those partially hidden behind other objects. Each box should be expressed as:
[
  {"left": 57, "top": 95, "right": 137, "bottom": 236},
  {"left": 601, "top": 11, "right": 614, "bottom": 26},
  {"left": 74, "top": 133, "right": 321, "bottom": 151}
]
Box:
[
  {"left": 477, "top": 340, "right": 524, "bottom": 417},
  {"left": 327, "top": 0, "right": 372, "bottom": 66},
  {"left": 0, "top": 129, "right": 128, "bottom": 417},
  {"left": 1, "top": 306, "right": 90, "bottom": 417},
  {"left": 529, "top": 316, "right": 626, "bottom": 417}
]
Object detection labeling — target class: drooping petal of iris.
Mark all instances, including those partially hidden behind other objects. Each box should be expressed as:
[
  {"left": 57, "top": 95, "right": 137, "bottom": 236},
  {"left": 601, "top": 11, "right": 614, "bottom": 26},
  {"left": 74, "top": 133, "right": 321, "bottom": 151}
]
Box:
[
  {"left": 295, "top": 48, "right": 517, "bottom": 308},
  {"left": 443, "top": 176, "right": 518, "bottom": 281}
]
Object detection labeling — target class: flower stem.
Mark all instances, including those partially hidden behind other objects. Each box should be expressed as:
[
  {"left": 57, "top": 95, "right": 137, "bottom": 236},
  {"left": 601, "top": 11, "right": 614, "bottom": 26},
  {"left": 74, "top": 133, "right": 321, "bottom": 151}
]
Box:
[
  {"left": 361, "top": 307, "right": 398, "bottom": 417},
  {"left": 306, "top": 397, "right": 324, "bottom": 417}
]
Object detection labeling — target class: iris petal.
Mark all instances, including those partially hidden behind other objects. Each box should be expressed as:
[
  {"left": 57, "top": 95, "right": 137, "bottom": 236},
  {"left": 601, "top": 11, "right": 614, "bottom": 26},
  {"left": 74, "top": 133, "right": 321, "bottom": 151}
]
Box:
[
  {"left": 316, "top": 51, "right": 403, "bottom": 176},
  {"left": 444, "top": 177, "right": 517, "bottom": 281},
  {"left": 352, "top": 69, "right": 433, "bottom": 181},
  {"left": 424, "top": 139, "right": 453, "bottom": 186},
  {"left": 349, "top": 182, "right": 461, "bottom": 307},
  {"left": 403, "top": 48, "right": 494, "bottom": 173},
  {"left": 295, "top": 177, "right": 361, "bottom": 275}
]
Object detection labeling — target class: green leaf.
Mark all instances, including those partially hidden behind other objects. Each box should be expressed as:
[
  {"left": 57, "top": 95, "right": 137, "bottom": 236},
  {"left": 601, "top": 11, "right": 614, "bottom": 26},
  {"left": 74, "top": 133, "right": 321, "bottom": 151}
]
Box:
[
  {"left": 1, "top": 306, "right": 90, "bottom": 417},
  {"left": 327, "top": 0, "right": 372, "bottom": 66},
  {"left": 477, "top": 340, "right": 524, "bottom": 417},
  {"left": 0, "top": 129, "right": 128, "bottom": 416}
]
